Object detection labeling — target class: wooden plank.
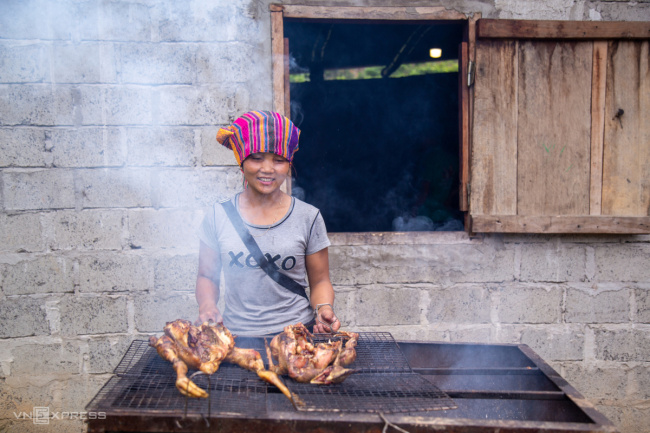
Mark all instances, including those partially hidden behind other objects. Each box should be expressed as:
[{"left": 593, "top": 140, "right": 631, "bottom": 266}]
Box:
[
  {"left": 517, "top": 40, "right": 592, "bottom": 216},
  {"left": 478, "top": 19, "right": 650, "bottom": 40},
  {"left": 284, "top": 37, "right": 292, "bottom": 196},
  {"left": 465, "top": 15, "right": 479, "bottom": 234},
  {"left": 602, "top": 40, "right": 650, "bottom": 216},
  {"left": 471, "top": 215, "right": 650, "bottom": 234},
  {"left": 280, "top": 5, "right": 467, "bottom": 21},
  {"left": 459, "top": 41, "right": 469, "bottom": 211},
  {"left": 590, "top": 41, "right": 608, "bottom": 216},
  {"left": 284, "top": 37, "right": 291, "bottom": 117},
  {"left": 271, "top": 10, "right": 285, "bottom": 114},
  {"left": 470, "top": 40, "right": 518, "bottom": 216}
]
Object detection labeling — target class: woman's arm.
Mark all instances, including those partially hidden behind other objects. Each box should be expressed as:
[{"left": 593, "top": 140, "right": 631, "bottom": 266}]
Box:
[
  {"left": 306, "top": 248, "right": 340, "bottom": 333},
  {"left": 195, "top": 241, "right": 223, "bottom": 324}
]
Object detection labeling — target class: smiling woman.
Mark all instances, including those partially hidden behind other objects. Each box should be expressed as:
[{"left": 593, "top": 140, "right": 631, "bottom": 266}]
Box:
[{"left": 195, "top": 111, "right": 342, "bottom": 337}]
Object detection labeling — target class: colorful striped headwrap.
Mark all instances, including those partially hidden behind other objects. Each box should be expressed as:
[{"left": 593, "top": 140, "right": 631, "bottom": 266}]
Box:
[{"left": 216, "top": 111, "right": 300, "bottom": 166}]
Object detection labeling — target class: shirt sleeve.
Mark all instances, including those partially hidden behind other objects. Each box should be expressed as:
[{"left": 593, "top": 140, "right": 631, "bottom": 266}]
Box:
[
  {"left": 306, "top": 211, "right": 331, "bottom": 255},
  {"left": 197, "top": 205, "right": 221, "bottom": 253}
]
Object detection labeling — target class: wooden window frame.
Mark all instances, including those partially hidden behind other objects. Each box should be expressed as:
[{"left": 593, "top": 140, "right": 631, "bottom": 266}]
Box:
[{"left": 270, "top": 4, "right": 477, "bottom": 234}]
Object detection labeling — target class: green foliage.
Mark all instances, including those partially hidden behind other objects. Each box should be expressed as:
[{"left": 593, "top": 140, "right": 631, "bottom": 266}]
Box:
[{"left": 289, "top": 60, "right": 458, "bottom": 83}]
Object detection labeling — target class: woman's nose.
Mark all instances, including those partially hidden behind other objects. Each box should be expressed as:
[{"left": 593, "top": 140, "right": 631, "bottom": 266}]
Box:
[{"left": 261, "top": 156, "right": 274, "bottom": 171}]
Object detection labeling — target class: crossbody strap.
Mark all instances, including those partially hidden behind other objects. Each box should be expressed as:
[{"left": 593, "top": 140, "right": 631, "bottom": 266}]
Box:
[{"left": 220, "top": 200, "right": 309, "bottom": 301}]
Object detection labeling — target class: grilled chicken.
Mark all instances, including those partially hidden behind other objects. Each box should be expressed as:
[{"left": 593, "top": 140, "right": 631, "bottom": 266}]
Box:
[
  {"left": 265, "top": 323, "right": 359, "bottom": 384},
  {"left": 149, "top": 319, "right": 296, "bottom": 404}
]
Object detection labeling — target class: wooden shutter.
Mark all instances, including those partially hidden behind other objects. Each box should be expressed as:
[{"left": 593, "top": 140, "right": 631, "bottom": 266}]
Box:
[{"left": 469, "top": 19, "right": 650, "bottom": 233}]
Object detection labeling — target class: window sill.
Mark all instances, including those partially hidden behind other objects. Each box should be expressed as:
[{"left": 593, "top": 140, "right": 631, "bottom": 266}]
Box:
[{"left": 329, "top": 231, "right": 480, "bottom": 246}]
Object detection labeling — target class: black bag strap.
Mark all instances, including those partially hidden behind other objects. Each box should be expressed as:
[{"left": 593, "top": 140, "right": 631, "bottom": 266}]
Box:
[{"left": 220, "top": 200, "right": 309, "bottom": 301}]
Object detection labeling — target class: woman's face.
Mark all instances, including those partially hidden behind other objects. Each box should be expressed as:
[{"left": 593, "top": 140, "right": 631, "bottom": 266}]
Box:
[{"left": 241, "top": 152, "right": 290, "bottom": 195}]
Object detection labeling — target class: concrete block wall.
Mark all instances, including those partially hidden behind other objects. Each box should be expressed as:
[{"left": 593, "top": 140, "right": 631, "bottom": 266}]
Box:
[{"left": 1, "top": 1, "right": 649, "bottom": 432}]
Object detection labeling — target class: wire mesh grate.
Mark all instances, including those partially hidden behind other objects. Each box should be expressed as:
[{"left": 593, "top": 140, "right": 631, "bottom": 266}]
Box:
[
  {"left": 100, "top": 332, "right": 455, "bottom": 415},
  {"left": 288, "top": 373, "right": 456, "bottom": 413},
  {"left": 87, "top": 368, "right": 267, "bottom": 416},
  {"left": 116, "top": 332, "right": 412, "bottom": 378}
]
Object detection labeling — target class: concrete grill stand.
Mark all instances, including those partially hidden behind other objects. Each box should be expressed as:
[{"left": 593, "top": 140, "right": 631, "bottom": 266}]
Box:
[{"left": 86, "top": 333, "right": 618, "bottom": 433}]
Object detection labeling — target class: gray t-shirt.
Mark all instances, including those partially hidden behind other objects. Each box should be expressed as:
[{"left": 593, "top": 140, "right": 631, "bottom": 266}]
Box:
[{"left": 198, "top": 194, "right": 331, "bottom": 336}]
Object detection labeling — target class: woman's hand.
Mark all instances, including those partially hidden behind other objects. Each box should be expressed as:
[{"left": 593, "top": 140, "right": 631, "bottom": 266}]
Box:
[
  {"left": 196, "top": 302, "right": 223, "bottom": 326},
  {"left": 313, "top": 304, "right": 341, "bottom": 334}
]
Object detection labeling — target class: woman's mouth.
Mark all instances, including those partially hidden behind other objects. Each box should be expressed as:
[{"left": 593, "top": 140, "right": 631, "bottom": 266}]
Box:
[{"left": 258, "top": 177, "right": 274, "bottom": 184}]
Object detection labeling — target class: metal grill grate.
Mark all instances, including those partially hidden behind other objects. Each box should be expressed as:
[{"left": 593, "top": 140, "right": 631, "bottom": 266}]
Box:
[
  {"left": 95, "top": 332, "right": 455, "bottom": 415},
  {"left": 288, "top": 373, "right": 456, "bottom": 413},
  {"left": 115, "top": 332, "right": 412, "bottom": 377},
  {"left": 88, "top": 365, "right": 268, "bottom": 416}
]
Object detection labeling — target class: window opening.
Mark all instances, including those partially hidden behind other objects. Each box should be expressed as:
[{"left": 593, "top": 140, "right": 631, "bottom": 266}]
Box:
[{"left": 286, "top": 20, "right": 465, "bottom": 232}]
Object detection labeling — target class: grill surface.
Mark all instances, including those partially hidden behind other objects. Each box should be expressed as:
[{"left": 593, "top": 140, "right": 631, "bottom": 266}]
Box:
[
  {"left": 87, "top": 339, "right": 620, "bottom": 433},
  {"left": 89, "top": 332, "right": 455, "bottom": 416}
]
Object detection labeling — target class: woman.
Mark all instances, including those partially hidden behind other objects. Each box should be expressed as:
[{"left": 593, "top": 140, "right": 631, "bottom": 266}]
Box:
[{"left": 195, "top": 111, "right": 340, "bottom": 336}]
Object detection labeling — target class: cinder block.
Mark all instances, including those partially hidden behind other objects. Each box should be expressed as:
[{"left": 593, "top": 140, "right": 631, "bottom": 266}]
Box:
[
  {"left": 118, "top": 43, "right": 196, "bottom": 84},
  {"left": 126, "top": 127, "right": 196, "bottom": 167},
  {"left": 595, "top": 244, "right": 650, "bottom": 282},
  {"left": 1, "top": 255, "right": 73, "bottom": 295},
  {"left": 0, "top": 128, "right": 47, "bottom": 168},
  {"left": 0, "top": 297, "right": 49, "bottom": 338},
  {"left": 78, "top": 253, "right": 150, "bottom": 293},
  {"left": 565, "top": 286, "right": 630, "bottom": 323},
  {"left": 51, "top": 127, "right": 125, "bottom": 167},
  {"left": 50, "top": 42, "right": 103, "bottom": 84},
  {"left": 201, "top": 127, "right": 240, "bottom": 166},
  {"left": 628, "top": 365, "right": 650, "bottom": 400},
  {"left": 0, "top": 42, "right": 48, "bottom": 83},
  {"left": 59, "top": 295, "right": 128, "bottom": 335},
  {"left": 598, "top": 2, "right": 650, "bottom": 22},
  {"left": 3, "top": 169, "right": 75, "bottom": 211},
  {"left": 85, "top": 336, "right": 134, "bottom": 374},
  {"left": 448, "top": 326, "right": 492, "bottom": 343},
  {"left": 154, "top": 169, "right": 198, "bottom": 208},
  {"left": 520, "top": 243, "right": 587, "bottom": 283},
  {"left": 156, "top": 168, "right": 239, "bottom": 209},
  {"left": 196, "top": 168, "right": 242, "bottom": 206},
  {"left": 158, "top": 85, "right": 234, "bottom": 125},
  {"left": 520, "top": 326, "right": 584, "bottom": 361},
  {"left": 329, "top": 243, "right": 514, "bottom": 286},
  {"left": 127, "top": 209, "right": 202, "bottom": 250},
  {"left": 60, "top": 373, "right": 112, "bottom": 413},
  {"left": 0, "top": 213, "right": 43, "bottom": 252},
  {"left": 194, "top": 43, "right": 258, "bottom": 84},
  {"left": 495, "top": 0, "right": 577, "bottom": 20},
  {"left": 615, "top": 405, "right": 650, "bottom": 433},
  {"left": 77, "top": 168, "right": 152, "bottom": 209},
  {"left": 0, "top": 375, "right": 57, "bottom": 414},
  {"left": 356, "top": 285, "right": 422, "bottom": 326},
  {"left": 154, "top": 254, "right": 197, "bottom": 293},
  {"left": 77, "top": 86, "right": 153, "bottom": 126},
  {"left": 156, "top": 1, "right": 243, "bottom": 42},
  {"left": 495, "top": 285, "right": 562, "bottom": 324},
  {"left": 0, "top": 0, "right": 52, "bottom": 39},
  {"left": 0, "top": 84, "right": 75, "bottom": 126},
  {"left": 425, "top": 285, "right": 491, "bottom": 324},
  {"left": 134, "top": 293, "right": 198, "bottom": 332},
  {"left": 99, "top": 1, "right": 153, "bottom": 41},
  {"left": 594, "top": 328, "right": 650, "bottom": 362},
  {"left": 562, "top": 363, "right": 627, "bottom": 400},
  {"left": 50, "top": 210, "right": 124, "bottom": 250},
  {"left": 322, "top": 286, "right": 355, "bottom": 328},
  {"left": 636, "top": 288, "right": 650, "bottom": 323},
  {"left": 11, "top": 341, "right": 79, "bottom": 375}
]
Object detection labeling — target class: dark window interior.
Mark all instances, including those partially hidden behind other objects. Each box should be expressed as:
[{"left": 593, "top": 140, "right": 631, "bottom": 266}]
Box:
[{"left": 286, "top": 20, "right": 465, "bottom": 232}]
